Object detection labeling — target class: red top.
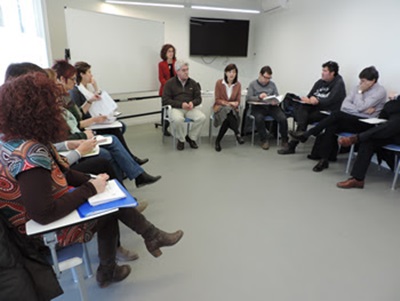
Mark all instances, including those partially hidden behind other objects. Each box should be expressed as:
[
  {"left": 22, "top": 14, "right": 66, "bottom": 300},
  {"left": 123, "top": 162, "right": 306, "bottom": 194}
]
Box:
[{"left": 158, "top": 59, "right": 176, "bottom": 96}]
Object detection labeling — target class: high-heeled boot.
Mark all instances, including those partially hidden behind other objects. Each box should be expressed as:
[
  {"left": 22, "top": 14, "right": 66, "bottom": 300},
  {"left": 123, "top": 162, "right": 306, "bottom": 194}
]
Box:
[{"left": 142, "top": 225, "right": 184, "bottom": 258}]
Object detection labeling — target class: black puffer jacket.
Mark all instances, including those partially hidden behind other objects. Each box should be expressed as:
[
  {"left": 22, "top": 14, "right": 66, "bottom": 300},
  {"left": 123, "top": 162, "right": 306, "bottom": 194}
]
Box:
[{"left": 0, "top": 214, "right": 63, "bottom": 301}]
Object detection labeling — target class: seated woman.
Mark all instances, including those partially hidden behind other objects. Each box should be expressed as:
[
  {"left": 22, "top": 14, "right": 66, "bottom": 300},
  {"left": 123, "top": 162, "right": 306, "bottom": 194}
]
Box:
[
  {"left": 66, "top": 61, "right": 148, "bottom": 165},
  {"left": 213, "top": 64, "right": 244, "bottom": 151},
  {"left": 51, "top": 61, "right": 160, "bottom": 188},
  {"left": 0, "top": 72, "right": 183, "bottom": 288}
]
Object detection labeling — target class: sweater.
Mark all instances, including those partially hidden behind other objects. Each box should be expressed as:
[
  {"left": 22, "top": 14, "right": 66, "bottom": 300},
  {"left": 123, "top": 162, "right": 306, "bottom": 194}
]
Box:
[
  {"left": 162, "top": 76, "right": 202, "bottom": 108},
  {"left": 246, "top": 79, "right": 278, "bottom": 102},
  {"left": 213, "top": 79, "right": 242, "bottom": 112},
  {"left": 158, "top": 59, "right": 176, "bottom": 96},
  {"left": 307, "top": 74, "right": 346, "bottom": 111}
]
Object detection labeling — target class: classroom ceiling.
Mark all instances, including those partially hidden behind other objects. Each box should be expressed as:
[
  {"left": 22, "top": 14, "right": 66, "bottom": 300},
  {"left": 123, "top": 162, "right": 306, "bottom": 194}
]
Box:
[{"left": 123, "top": 0, "right": 265, "bottom": 10}]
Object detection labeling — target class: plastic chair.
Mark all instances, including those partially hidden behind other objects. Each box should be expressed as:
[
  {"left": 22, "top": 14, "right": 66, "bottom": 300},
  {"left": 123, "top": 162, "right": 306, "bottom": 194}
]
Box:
[
  {"left": 247, "top": 103, "right": 280, "bottom": 146},
  {"left": 43, "top": 232, "right": 90, "bottom": 301},
  {"left": 337, "top": 132, "right": 356, "bottom": 174},
  {"left": 382, "top": 144, "right": 400, "bottom": 190},
  {"left": 162, "top": 105, "right": 194, "bottom": 149}
]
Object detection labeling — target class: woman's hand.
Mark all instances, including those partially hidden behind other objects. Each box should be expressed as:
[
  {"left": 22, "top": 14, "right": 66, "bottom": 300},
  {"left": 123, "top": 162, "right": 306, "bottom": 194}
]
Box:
[
  {"left": 93, "top": 115, "right": 108, "bottom": 123},
  {"left": 89, "top": 173, "right": 110, "bottom": 194},
  {"left": 77, "top": 139, "right": 97, "bottom": 156},
  {"left": 84, "top": 130, "right": 94, "bottom": 139}
]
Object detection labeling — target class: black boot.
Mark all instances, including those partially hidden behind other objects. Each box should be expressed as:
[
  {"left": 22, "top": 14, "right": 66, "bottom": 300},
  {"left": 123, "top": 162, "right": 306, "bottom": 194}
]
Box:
[
  {"left": 96, "top": 263, "right": 131, "bottom": 288},
  {"left": 235, "top": 134, "right": 245, "bottom": 144},
  {"left": 277, "top": 140, "right": 298, "bottom": 155},
  {"left": 132, "top": 156, "right": 149, "bottom": 166},
  {"left": 312, "top": 159, "right": 329, "bottom": 172},
  {"left": 215, "top": 140, "right": 222, "bottom": 152},
  {"left": 135, "top": 172, "right": 161, "bottom": 188},
  {"left": 142, "top": 225, "right": 184, "bottom": 258}
]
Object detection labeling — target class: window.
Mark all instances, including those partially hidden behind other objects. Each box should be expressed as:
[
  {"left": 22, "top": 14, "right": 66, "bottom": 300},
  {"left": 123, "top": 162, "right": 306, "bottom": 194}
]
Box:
[{"left": 0, "top": 0, "right": 49, "bottom": 82}]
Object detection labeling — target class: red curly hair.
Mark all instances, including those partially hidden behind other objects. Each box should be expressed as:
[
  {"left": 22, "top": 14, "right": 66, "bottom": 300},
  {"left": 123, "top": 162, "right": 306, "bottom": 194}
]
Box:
[{"left": 0, "top": 72, "right": 69, "bottom": 144}]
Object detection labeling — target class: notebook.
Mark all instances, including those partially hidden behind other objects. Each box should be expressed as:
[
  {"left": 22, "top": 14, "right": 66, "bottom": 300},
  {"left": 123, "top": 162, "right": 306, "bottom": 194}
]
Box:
[
  {"left": 95, "top": 135, "right": 113, "bottom": 146},
  {"left": 88, "top": 179, "right": 126, "bottom": 206},
  {"left": 77, "top": 180, "right": 137, "bottom": 218},
  {"left": 59, "top": 145, "right": 100, "bottom": 158}
]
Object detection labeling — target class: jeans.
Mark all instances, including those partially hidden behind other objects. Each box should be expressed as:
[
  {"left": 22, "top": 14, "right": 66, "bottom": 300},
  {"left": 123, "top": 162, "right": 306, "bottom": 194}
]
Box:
[{"left": 98, "top": 135, "right": 144, "bottom": 180}]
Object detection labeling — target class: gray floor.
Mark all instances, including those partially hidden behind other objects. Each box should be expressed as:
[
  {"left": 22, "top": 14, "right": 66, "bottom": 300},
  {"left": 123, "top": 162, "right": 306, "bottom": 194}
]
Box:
[{"left": 56, "top": 124, "right": 400, "bottom": 301}]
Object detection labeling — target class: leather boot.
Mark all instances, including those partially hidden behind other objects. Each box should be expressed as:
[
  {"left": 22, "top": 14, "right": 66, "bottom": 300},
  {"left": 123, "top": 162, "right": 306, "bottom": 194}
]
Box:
[
  {"left": 96, "top": 263, "right": 131, "bottom": 288},
  {"left": 135, "top": 172, "right": 161, "bottom": 188},
  {"left": 133, "top": 156, "right": 149, "bottom": 166},
  {"left": 142, "top": 226, "right": 184, "bottom": 258},
  {"left": 215, "top": 140, "right": 222, "bottom": 152}
]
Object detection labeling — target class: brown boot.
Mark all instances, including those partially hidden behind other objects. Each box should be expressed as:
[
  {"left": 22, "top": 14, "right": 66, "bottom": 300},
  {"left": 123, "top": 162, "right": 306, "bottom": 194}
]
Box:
[
  {"left": 96, "top": 263, "right": 131, "bottom": 288},
  {"left": 143, "top": 226, "right": 184, "bottom": 258}
]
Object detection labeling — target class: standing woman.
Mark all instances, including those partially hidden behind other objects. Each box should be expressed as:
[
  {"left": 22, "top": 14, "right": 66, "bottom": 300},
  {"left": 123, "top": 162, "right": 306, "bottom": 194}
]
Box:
[
  {"left": 213, "top": 64, "right": 244, "bottom": 151},
  {"left": 158, "top": 44, "right": 177, "bottom": 136}
]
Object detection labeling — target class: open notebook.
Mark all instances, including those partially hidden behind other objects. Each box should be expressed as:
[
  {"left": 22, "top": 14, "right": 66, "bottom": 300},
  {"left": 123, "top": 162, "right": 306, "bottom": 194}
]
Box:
[{"left": 78, "top": 180, "right": 137, "bottom": 217}]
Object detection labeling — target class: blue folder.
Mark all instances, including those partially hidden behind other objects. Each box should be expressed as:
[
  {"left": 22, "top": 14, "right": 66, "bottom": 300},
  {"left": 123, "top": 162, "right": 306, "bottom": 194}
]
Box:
[{"left": 77, "top": 180, "right": 138, "bottom": 218}]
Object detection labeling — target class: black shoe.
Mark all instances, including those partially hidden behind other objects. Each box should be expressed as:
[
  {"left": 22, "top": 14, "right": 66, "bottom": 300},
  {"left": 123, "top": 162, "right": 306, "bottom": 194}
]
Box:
[
  {"left": 163, "top": 130, "right": 171, "bottom": 137},
  {"left": 185, "top": 135, "right": 198, "bottom": 149},
  {"left": 135, "top": 172, "right": 162, "bottom": 188},
  {"left": 177, "top": 141, "right": 184, "bottom": 151},
  {"left": 277, "top": 146, "right": 295, "bottom": 155},
  {"left": 235, "top": 134, "right": 245, "bottom": 145},
  {"left": 133, "top": 156, "right": 149, "bottom": 166},
  {"left": 215, "top": 141, "right": 222, "bottom": 152},
  {"left": 289, "top": 130, "right": 308, "bottom": 143},
  {"left": 312, "top": 159, "right": 329, "bottom": 172}
]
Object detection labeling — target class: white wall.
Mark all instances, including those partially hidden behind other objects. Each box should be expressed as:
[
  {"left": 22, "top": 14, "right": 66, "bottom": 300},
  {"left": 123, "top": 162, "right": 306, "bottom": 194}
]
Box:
[
  {"left": 44, "top": 0, "right": 258, "bottom": 126},
  {"left": 253, "top": 0, "right": 400, "bottom": 96}
]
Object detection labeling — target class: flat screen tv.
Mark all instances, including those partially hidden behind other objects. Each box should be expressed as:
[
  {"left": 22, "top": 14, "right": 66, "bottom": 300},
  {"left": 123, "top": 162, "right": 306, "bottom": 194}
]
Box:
[{"left": 190, "top": 17, "right": 249, "bottom": 57}]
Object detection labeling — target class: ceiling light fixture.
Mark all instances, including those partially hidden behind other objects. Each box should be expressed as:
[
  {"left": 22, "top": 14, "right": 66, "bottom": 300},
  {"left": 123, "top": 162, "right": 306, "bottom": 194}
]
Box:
[
  {"left": 191, "top": 5, "right": 260, "bottom": 14},
  {"left": 105, "top": 1, "right": 184, "bottom": 8}
]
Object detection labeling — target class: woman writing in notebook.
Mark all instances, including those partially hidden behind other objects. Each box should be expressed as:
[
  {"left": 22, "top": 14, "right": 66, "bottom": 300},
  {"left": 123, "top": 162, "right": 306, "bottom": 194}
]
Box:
[{"left": 0, "top": 72, "right": 183, "bottom": 288}]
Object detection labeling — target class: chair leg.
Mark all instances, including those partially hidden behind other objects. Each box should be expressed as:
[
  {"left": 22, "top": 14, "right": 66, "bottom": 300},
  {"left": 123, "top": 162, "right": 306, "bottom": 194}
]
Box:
[
  {"left": 71, "top": 266, "right": 88, "bottom": 301},
  {"left": 81, "top": 242, "right": 93, "bottom": 279},
  {"left": 251, "top": 119, "right": 255, "bottom": 146},
  {"left": 209, "top": 118, "right": 212, "bottom": 144},
  {"left": 345, "top": 144, "right": 355, "bottom": 174},
  {"left": 391, "top": 154, "right": 400, "bottom": 190}
]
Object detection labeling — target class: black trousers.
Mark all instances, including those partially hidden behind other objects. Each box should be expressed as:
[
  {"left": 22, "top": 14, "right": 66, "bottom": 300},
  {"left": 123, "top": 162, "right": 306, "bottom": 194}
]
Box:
[
  {"left": 252, "top": 105, "right": 288, "bottom": 142},
  {"left": 351, "top": 119, "right": 400, "bottom": 180},
  {"left": 307, "top": 111, "right": 374, "bottom": 160},
  {"left": 216, "top": 111, "right": 240, "bottom": 142},
  {"left": 294, "top": 104, "right": 327, "bottom": 132}
]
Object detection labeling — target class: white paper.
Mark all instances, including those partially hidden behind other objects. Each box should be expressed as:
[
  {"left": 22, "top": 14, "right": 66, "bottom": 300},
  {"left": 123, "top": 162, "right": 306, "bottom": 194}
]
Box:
[
  {"left": 359, "top": 118, "right": 387, "bottom": 125},
  {"left": 88, "top": 179, "right": 126, "bottom": 206},
  {"left": 86, "top": 121, "right": 123, "bottom": 130}
]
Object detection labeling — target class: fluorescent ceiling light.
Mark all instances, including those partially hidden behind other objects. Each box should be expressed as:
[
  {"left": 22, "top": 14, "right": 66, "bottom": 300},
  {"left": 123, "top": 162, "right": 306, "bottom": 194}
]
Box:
[
  {"left": 105, "top": 1, "right": 184, "bottom": 8},
  {"left": 191, "top": 5, "right": 260, "bottom": 14}
]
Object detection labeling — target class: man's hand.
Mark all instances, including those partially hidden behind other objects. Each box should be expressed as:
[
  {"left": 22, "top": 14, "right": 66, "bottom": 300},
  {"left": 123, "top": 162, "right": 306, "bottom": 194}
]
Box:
[
  {"left": 188, "top": 102, "right": 194, "bottom": 110},
  {"left": 182, "top": 102, "right": 190, "bottom": 110},
  {"left": 388, "top": 92, "right": 398, "bottom": 100},
  {"left": 77, "top": 139, "right": 97, "bottom": 156},
  {"left": 364, "top": 107, "right": 376, "bottom": 115},
  {"left": 300, "top": 96, "right": 310, "bottom": 103},
  {"left": 309, "top": 96, "right": 319, "bottom": 105},
  {"left": 259, "top": 92, "right": 268, "bottom": 100}
]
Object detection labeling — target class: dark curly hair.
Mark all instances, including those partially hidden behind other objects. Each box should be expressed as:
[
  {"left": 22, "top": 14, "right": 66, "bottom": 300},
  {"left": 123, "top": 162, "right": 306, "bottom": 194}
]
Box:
[
  {"left": 0, "top": 72, "right": 68, "bottom": 144},
  {"left": 160, "top": 44, "right": 176, "bottom": 61}
]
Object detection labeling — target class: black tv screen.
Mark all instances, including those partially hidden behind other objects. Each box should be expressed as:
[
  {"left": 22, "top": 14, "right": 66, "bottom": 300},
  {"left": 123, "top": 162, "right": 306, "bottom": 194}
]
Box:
[{"left": 190, "top": 17, "right": 249, "bottom": 57}]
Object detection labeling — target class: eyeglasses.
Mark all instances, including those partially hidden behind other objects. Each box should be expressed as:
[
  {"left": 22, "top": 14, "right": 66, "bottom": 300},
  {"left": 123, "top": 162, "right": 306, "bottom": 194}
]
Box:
[{"left": 262, "top": 74, "right": 272, "bottom": 80}]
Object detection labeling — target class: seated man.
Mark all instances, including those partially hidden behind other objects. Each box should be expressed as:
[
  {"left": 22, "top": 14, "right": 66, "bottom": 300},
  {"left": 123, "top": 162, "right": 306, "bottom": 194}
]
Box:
[
  {"left": 290, "top": 66, "right": 387, "bottom": 172},
  {"left": 337, "top": 93, "right": 400, "bottom": 188},
  {"left": 162, "top": 60, "right": 206, "bottom": 151},
  {"left": 246, "top": 66, "right": 288, "bottom": 150},
  {"left": 278, "top": 61, "right": 346, "bottom": 154}
]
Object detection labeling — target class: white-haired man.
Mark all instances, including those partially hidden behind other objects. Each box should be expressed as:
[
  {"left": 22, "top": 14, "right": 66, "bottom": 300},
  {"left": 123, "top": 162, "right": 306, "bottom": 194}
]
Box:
[{"left": 162, "top": 60, "right": 206, "bottom": 150}]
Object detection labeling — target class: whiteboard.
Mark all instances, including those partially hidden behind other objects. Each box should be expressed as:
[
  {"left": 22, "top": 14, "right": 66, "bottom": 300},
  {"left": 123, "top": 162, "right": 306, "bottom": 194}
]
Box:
[{"left": 64, "top": 8, "right": 164, "bottom": 94}]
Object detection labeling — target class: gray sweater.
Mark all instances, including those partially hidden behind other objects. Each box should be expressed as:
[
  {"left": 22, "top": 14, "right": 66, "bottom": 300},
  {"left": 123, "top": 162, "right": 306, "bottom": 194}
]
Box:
[
  {"left": 246, "top": 79, "right": 279, "bottom": 102},
  {"left": 341, "top": 83, "right": 387, "bottom": 118}
]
